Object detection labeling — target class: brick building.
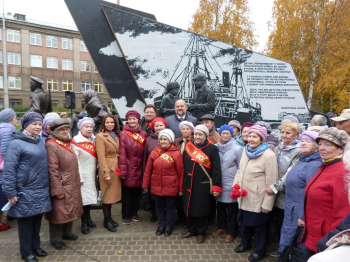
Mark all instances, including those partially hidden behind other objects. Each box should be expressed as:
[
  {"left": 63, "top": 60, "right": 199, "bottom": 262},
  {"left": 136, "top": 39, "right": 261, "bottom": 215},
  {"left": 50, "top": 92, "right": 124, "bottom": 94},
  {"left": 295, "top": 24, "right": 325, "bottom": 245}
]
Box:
[{"left": 0, "top": 13, "right": 115, "bottom": 111}]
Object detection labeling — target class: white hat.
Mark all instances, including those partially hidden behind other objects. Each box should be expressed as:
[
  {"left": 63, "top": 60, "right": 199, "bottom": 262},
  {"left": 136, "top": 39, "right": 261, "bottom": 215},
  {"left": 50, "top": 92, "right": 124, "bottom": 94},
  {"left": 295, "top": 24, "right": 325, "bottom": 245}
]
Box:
[
  {"left": 331, "top": 109, "right": 350, "bottom": 122},
  {"left": 159, "top": 129, "right": 175, "bottom": 143},
  {"left": 45, "top": 112, "right": 60, "bottom": 119},
  {"left": 194, "top": 124, "right": 209, "bottom": 137}
]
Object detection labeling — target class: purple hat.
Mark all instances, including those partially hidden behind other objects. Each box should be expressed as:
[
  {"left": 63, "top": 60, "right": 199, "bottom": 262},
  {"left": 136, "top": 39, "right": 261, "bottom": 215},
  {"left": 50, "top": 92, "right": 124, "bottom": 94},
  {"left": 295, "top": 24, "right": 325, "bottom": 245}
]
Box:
[
  {"left": 255, "top": 121, "right": 272, "bottom": 134},
  {"left": 241, "top": 122, "right": 254, "bottom": 131},
  {"left": 21, "top": 112, "right": 43, "bottom": 129},
  {"left": 43, "top": 117, "right": 56, "bottom": 130},
  {"left": 125, "top": 110, "right": 141, "bottom": 121},
  {"left": 248, "top": 125, "right": 267, "bottom": 141},
  {"left": 77, "top": 117, "right": 95, "bottom": 130},
  {"left": 301, "top": 131, "right": 319, "bottom": 143}
]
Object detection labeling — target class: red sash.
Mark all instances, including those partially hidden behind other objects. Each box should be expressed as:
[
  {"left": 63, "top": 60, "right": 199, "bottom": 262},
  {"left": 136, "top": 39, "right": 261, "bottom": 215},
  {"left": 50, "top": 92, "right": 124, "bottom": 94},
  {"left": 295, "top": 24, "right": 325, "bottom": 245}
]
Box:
[
  {"left": 71, "top": 139, "right": 97, "bottom": 158},
  {"left": 155, "top": 147, "right": 175, "bottom": 166},
  {"left": 46, "top": 139, "right": 76, "bottom": 155},
  {"left": 207, "top": 138, "right": 214, "bottom": 144},
  {"left": 124, "top": 130, "right": 146, "bottom": 149},
  {"left": 185, "top": 141, "right": 212, "bottom": 169}
]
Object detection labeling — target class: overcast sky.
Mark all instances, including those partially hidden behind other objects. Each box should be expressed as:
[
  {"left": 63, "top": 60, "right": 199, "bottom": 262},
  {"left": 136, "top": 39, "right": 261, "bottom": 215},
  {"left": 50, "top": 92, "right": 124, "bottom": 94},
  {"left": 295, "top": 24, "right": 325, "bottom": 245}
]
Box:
[{"left": 3, "top": 0, "right": 274, "bottom": 52}]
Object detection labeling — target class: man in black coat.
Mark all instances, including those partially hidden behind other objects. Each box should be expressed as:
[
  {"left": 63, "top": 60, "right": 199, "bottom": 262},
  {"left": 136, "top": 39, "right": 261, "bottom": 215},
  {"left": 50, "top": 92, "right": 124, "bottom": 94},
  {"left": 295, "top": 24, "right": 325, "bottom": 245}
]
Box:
[
  {"left": 70, "top": 110, "right": 83, "bottom": 137},
  {"left": 181, "top": 124, "right": 222, "bottom": 244},
  {"left": 165, "top": 99, "right": 198, "bottom": 139}
]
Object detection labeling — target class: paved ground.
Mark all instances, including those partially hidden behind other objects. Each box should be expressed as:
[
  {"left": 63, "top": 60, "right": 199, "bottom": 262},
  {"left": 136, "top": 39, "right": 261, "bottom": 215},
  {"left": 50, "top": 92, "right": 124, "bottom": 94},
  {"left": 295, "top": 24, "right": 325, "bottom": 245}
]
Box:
[{"left": 0, "top": 203, "right": 277, "bottom": 262}]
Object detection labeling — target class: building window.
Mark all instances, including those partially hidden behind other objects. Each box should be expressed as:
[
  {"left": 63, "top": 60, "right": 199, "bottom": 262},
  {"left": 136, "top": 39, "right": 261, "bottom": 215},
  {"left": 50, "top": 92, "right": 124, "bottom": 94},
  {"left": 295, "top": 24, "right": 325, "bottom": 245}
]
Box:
[
  {"left": 30, "top": 55, "right": 42, "bottom": 67},
  {"left": 94, "top": 65, "right": 98, "bottom": 73},
  {"left": 8, "top": 52, "right": 21, "bottom": 65},
  {"left": 9, "top": 99, "right": 22, "bottom": 107},
  {"left": 47, "top": 36, "right": 57, "bottom": 48},
  {"left": 81, "top": 61, "right": 90, "bottom": 72},
  {"left": 108, "top": 102, "right": 115, "bottom": 110},
  {"left": 9, "top": 76, "right": 21, "bottom": 89},
  {"left": 52, "top": 100, "right": 59, "bottom": 108},
  {"left": 0, "top": 28, "right": 2, "bottom": 41},
  {"left": 47, "top": 79, "right": 58, "bottom": 91},
  {"left": 0, "top": 76, "right": 3, "bottom": 88},
  {"left": 63, "top": 80, "right": 73, "bottom": 91},
  {"left": 81, "top": 81, "right": 90, "bottom": 92},
  {"left": 62, "top": 38, "right": 73, "bottom": 50},
  {"left": 80, "top": 41, "right": 88, "bottom": 52},
  {"left": 62, "top": 59, "right": 73, "bottom": 70},
  {"left": 47, "top": 56, "right": 58, "bottom": 69},
  {"left": 81, "top": 101, "right": 86, "bottom": 109},
  {"left": 30, "top": 33, "right": 42, "bottom": 46},
  {"left": 7, "top": 29, "right": 20, "bottom": 43},
  {"left": 0, "top": 51, "right": 2, "bottom": 63},
  {"left": 94, "top": 82, "right": 103, "bottom": 93}
]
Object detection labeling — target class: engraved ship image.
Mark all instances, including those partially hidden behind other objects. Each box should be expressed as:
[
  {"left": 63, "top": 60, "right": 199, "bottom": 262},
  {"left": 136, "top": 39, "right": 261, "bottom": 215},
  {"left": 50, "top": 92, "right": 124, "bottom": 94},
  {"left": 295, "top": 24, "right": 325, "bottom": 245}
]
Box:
[{"left": 155, "top": 35, "right": 262, "bottom": 124}]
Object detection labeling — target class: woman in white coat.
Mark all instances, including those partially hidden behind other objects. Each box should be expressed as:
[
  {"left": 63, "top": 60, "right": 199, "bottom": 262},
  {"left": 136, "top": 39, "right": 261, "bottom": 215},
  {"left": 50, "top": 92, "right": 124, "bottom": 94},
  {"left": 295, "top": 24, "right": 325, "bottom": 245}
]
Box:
[{"left": 71, "top": 117, "right": 98, "bottom": 234}]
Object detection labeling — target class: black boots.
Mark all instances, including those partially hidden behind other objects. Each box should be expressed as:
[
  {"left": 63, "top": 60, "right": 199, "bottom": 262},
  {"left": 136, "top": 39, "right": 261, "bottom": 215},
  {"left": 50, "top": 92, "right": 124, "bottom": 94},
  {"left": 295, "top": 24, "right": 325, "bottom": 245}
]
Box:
[
  {"left": 81, "top": 214, "right": 96, "bottom": 234},
  {"left": 104, "top": 216, "right": 117, "bottom": 232}
]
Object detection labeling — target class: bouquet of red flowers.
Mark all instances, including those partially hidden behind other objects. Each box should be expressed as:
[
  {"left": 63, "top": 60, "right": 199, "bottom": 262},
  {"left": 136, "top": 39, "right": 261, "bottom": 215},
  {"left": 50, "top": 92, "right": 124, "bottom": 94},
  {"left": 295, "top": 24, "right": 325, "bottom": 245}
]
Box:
[
  {"left": 115, "top": 168, "right": 121, "bottom": 177},
  {"left": 230, "top": 184, "right": 248, "bottom": 200}
]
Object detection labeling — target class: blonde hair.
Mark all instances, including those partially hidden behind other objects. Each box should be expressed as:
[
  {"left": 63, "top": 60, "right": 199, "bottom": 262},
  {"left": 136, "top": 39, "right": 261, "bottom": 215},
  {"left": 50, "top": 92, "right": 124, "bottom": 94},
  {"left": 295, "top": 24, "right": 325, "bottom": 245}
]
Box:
[{"left": 281, "top": 122, "right": 300, "bottom": 136}]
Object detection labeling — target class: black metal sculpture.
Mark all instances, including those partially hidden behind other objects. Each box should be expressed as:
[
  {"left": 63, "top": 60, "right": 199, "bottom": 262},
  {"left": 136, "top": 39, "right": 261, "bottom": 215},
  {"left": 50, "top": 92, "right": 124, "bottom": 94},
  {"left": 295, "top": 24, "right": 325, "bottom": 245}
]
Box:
[{"left": 29, "top": 76, "right": 52, "bottom": 115}]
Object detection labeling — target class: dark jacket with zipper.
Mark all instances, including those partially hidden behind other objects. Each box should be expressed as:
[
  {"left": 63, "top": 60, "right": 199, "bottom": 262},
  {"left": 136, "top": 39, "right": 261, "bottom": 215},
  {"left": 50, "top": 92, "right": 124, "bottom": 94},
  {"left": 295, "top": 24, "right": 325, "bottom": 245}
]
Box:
[{"left": 2, "top": 130, "right": 52, "bottom": 218}]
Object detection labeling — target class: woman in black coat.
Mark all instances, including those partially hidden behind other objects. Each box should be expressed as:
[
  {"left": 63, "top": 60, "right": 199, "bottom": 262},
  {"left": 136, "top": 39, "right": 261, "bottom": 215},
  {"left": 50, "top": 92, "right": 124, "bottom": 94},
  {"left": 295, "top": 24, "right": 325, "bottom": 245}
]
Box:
[{"left": 181, "top": 125, "right": 222, "bottom": 244}]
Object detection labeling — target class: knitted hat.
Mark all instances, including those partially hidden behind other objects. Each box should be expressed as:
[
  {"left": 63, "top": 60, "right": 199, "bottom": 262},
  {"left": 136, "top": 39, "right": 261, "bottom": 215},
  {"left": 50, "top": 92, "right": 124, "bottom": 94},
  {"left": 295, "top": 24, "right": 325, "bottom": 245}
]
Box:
[
  {"left": 219, "top": 124, "right": 234, "bottom": 135},
  {"left": 45, "top": 112, "right": 60, "bottom": 119},
  {"left": 248, "top": 125, "right": 267, "bottom": 141},
  {"left": 150, "top": 117, "right": 167, "bottom": 130},
  {"left": 281, "top": 115, "right": 299, "bottom": 125},
  {"left": 228, "top": 120, "right": 241, "bottom": 131},
  {"left": 255, "top": 121, "right": 272, "bottom": 134},
  {"left": 21, "top": 112, "right": 43, "bottom": 129},
  {"left": 159, "top": 129, "right": 175, "bottom": 143},
  {"left": 125, "top": 110, "right": 141, "bottom": 121},
  {"left": 60, "top": 112, "right": 67, "bottom": 117},
  {"left": 241, "top": 122, "right": 254, "bottom": 131},
  {"left": 301, "top": 131, "right": 319, "bottom": 143},
  {"left": 77, "top": 117, "right": 95, "bottom": 130},
  {"left": 179, "top": 121, "right": 194, "bottom": 132},
  {"left": 0, "top": 108, "right": 16, "bottom": 123},
  {"left": 194, "top": 124, "right": 209, "bottom": 137},
  {"left": 316, "top": 127, "right": 349, "bottom": 148},
  {"left": 43, "top": 117, "right": 56, "bottom": 130},
  {"left": 50, "top": 118, "right": 71, "bottom": 132}
]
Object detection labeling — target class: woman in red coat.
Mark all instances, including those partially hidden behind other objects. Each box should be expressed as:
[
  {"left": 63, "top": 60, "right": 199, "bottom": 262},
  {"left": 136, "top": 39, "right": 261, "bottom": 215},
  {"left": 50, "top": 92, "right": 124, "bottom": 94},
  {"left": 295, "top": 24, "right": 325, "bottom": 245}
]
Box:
[
  {"left": 300, "top": 128, "right": 350, "bottom": 257},
  {"left": 119, "top": 110, "right": 147, "bottom": 225},
  {"left": 142, "top": 129, "right": 184, "bottom": 237}
]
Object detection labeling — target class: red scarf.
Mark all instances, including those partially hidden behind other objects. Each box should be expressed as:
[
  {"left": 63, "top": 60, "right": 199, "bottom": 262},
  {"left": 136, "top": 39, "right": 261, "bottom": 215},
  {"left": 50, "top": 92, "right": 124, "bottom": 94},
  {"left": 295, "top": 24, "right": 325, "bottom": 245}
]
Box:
[
  {"left": 71, "top": 139, "right": 97, "bottom": 158},
  {"left": 185, "top": 141, "right": 212, "bottom": 169},
  {"left": 124, "top": 130, "right": 146, "bottom": 149},
  {"left": 46, "top": 139, "right": 76, "bottom": 155}
]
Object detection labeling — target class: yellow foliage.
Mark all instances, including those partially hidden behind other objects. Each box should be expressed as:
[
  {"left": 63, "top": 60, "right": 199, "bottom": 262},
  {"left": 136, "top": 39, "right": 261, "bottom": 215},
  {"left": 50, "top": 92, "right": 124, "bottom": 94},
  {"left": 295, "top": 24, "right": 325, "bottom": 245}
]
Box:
[
  {"left": 266, "top": 0, "right": 350, "bottom": 113},
  {"left": 188, "top": 0, "right": 258, "bottom": 50}
]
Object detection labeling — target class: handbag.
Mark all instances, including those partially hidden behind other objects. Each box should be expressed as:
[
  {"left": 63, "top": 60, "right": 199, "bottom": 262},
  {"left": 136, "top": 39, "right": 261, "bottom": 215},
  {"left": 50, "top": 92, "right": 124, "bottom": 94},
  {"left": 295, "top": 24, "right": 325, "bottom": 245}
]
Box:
[
  {"left": 199, "top": 164, "right": 213, "bottom": 194},
  {"left": 278, "top": 227, "right": 309, "bottom": 262},
  {"left": 139, "top": 190, "right": 152, "bottom": 211}
]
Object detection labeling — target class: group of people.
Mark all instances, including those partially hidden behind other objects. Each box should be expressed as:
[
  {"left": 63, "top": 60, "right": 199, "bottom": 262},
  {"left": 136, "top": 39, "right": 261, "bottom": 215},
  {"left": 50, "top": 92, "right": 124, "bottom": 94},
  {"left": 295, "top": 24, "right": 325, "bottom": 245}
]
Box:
[{"left": 0, "top": 100, "right": 350, "bottom": 262}]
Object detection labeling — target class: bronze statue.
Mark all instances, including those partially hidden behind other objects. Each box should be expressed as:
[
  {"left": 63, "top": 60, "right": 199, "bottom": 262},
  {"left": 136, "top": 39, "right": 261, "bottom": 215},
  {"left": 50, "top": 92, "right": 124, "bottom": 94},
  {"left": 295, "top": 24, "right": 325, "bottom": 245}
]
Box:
[
  {"left": 83, "top": 89, "right": 109, "bottom": 133},
  {"left": 29, "top": 76, "right": 52, "bottom": 115},
  {"left": 188, "top": 73, "right": 215, "bottom": 119},
  {"left": 159, "top": 82, "right": 180, "bottom": 118}
]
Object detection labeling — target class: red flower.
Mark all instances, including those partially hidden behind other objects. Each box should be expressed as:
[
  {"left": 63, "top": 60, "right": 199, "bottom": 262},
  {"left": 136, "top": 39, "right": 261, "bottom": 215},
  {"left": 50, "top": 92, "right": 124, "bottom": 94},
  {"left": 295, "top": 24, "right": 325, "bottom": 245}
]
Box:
[
  {"left": 115, "top": 168, "right": 121, "bottom": 176},
  {"left": 233, "top": 184, "right": 241, "bottom": 190},
  {"left": 230, "top": 188, "right": 241, "bottom": 199},
  {"left": 241, "top": 189, "right": 248, "bottom": 197}
]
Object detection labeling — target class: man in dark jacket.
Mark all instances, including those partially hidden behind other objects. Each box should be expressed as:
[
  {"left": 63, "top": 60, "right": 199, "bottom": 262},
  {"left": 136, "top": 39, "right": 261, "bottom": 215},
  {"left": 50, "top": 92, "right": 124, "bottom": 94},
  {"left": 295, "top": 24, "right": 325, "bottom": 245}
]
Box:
[
  {"left": 70, "top": 110, "right": 82, "bottom": 137},
  {"left": 165, "top": 99, "right": 198, "bottom": 139},
  {"left": 188, "top": 73, "right": 215, "bottom": 119},
  {"left": 139, "top": 105, "right": 157, "bottom": 136},
  {"left": 159, "top": 82, "right": 180, "bottom": 118}
]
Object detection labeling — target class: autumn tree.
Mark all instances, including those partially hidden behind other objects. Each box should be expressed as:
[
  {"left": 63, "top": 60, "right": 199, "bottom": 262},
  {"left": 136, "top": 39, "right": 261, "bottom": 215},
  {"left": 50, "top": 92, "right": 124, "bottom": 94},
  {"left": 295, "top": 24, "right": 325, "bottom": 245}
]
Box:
[
  {"left": 188, "top": 0, "right": 258, "bottom": 50},
  {"left": 266, "top": 0, "right": 350, "bottom": 112}
]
